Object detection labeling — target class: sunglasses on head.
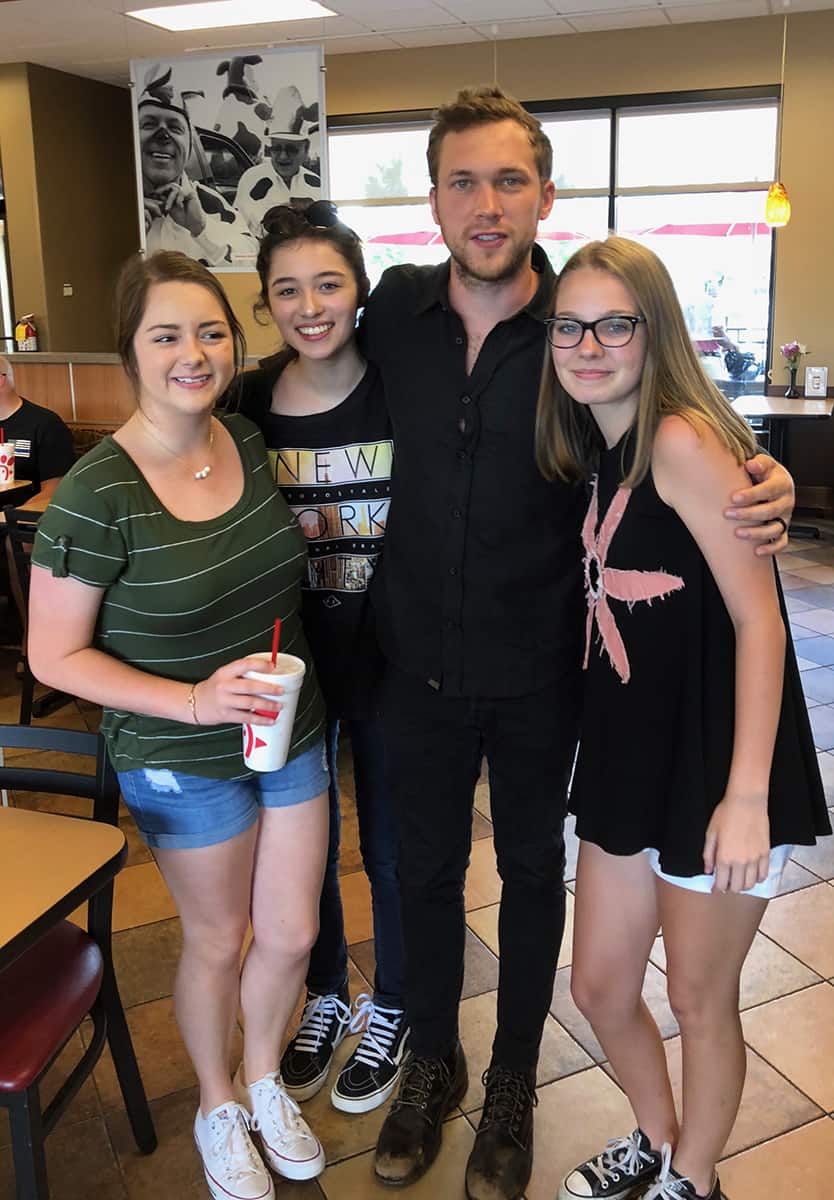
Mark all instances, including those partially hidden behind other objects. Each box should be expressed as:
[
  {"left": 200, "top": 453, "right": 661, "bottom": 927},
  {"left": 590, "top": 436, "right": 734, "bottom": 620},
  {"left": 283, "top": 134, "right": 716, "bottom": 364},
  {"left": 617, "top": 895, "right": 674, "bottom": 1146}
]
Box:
[{"left": 261, "top": 200, "right": 359, "bottom": 242}]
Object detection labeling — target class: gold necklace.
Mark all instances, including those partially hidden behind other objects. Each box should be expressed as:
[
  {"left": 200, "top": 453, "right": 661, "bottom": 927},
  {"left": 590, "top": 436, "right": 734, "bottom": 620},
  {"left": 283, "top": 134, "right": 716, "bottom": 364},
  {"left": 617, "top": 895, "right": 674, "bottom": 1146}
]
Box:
[{"left": 136, "top": 410, "right": 214, "bottom": 481}]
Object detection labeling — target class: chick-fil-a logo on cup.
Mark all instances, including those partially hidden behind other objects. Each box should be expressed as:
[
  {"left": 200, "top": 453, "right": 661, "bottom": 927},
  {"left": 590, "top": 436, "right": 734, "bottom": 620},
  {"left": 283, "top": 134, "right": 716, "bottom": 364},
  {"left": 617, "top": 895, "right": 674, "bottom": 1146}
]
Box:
[{"left": 0, "top": 444, "right": 15, "bottom": 486}]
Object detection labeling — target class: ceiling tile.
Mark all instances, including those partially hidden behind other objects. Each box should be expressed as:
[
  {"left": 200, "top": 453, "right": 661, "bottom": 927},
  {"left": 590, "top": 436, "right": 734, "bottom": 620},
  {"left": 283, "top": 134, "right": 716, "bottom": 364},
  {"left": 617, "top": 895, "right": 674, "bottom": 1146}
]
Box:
[
  {"left": 666, "top": 0, "right": 769, "bottom": 20},
  {"left": 550, "top": 0, "right": 667, "bottom": 11},
  {"left": 346, "top": 5, "right": 461, "bottom": 29},
  {"left": 566, "top": 8, "right": 670, "bottom": 32},
  {"left": 443, "top": 0, "right": 555, "bottom": 18},
  {"left": 473, "top": 16, "right": 574, "bottom": 37},
  {"left": 389, "top": 24, "right": 487, "bottom": 45}
]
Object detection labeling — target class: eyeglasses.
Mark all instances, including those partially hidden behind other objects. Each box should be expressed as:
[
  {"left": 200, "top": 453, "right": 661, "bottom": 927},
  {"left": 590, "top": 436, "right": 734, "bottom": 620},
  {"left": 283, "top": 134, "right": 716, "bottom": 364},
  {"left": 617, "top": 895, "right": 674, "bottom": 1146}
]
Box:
[{"left": 545, "top": 315, "right": 646, "bottom": 349}]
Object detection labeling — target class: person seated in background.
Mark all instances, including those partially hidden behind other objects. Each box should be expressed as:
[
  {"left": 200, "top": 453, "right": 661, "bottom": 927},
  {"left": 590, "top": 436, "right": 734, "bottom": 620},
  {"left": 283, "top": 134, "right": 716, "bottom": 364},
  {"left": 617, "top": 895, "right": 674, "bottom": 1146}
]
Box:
[{"left": 0, "top": 353, "right": 75, "bottom": 504}]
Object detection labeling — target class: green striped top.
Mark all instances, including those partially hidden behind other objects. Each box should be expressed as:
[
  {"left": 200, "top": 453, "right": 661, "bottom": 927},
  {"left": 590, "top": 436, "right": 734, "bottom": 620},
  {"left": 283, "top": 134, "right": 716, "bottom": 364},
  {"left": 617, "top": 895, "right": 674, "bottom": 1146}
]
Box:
[{"left": 31, "top": 412, "right": 325, "bottom": 779}]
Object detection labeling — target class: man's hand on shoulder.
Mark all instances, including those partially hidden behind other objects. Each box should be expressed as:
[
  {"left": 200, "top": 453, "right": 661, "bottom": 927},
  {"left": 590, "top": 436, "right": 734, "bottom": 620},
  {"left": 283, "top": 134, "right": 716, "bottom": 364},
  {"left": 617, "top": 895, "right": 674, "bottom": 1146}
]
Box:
[{"left": 724, "top": 454, "right": 794, "bottom": 557}]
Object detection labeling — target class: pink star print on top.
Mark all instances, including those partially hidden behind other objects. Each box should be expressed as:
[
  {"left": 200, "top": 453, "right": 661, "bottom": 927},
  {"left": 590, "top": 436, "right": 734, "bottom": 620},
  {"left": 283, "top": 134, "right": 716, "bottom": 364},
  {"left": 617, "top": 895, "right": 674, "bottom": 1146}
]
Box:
[{"left": 582, "top": 478, "right": 685, "bottom": 684}]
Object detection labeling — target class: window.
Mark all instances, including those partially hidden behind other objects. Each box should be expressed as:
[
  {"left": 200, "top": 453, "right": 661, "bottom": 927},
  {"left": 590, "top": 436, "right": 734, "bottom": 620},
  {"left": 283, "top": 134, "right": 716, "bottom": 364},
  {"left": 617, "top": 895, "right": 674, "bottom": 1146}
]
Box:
[
  {"left": 328, "top": 90, "right": 778, "bottom": 393},
  {"left": 614, "top": 102, "right": 777, "bottom": 392}
]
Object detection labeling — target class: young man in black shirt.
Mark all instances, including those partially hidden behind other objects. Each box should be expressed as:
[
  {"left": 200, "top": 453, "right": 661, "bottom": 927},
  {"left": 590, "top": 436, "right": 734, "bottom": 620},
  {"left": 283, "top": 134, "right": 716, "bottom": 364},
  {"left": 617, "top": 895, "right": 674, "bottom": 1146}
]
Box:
[
  {"left": 0, "top": 355, "right": 75, "bottom": 503},
  {"left": 364, "top": 89, "right": 794, "bottom": 1200}
]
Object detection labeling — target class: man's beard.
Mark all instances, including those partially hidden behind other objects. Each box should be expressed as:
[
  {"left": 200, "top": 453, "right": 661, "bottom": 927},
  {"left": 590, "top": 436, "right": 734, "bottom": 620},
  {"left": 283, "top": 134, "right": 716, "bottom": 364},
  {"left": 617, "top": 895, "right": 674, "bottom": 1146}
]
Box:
[{"left": 449, "top": 235, "right": 535, "bottom": 287}]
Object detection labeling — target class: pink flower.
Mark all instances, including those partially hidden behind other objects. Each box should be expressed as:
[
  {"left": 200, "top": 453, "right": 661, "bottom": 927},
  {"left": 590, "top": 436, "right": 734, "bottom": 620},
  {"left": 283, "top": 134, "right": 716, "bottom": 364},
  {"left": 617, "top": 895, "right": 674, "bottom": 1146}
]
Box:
[
  {"left": 780, "top": 340, "right": 807, "bottom": 368},
  {"left": 582, "top": 480, "right": 685, "bottom": 684}
]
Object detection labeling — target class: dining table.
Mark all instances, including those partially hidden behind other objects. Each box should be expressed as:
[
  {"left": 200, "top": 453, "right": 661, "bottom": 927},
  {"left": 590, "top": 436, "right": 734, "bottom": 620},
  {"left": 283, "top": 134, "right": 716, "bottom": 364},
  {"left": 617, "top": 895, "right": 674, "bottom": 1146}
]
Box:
[{"left": 0, "top": 806, "right": 126, "bottom": 971}]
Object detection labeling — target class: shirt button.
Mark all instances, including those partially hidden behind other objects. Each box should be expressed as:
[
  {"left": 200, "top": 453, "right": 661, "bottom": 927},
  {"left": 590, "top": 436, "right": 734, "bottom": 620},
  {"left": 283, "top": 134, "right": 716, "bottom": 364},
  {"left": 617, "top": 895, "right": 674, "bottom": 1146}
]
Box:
[
  {"left": 449, "top": 566, "right": 459, "bottom": 576},
  {"left": 456, "top": 450, "right": 466, "bottom": 461},
  {"left": 461, "top": 394, "right": 472, "bottom": 405},
  {"left": 452, "top": 507, "right": 462, "bottom": 518},
  {"left": 455, "top": 336, "right": 463, "bottom": 345}
]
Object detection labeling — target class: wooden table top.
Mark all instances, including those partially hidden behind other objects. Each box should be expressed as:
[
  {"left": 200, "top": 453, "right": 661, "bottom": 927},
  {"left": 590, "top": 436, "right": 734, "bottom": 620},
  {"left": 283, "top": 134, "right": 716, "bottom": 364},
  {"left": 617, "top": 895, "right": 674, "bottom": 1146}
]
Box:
[
  {"left": 732, "top": 395, "right": 834, "bottom": 420},
  {"left": 0, "top": 807, "right": 126, "bottom": 969}
]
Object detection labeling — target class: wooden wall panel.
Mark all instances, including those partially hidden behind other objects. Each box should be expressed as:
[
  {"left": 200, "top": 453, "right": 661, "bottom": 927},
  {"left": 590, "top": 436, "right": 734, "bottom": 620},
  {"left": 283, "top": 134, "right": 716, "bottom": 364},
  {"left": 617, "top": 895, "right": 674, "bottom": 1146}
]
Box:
[
  {"left": 11, "top": 362, "right": 72, "bottom": 420},
  {"left": 72, "top": 364, "right": 134, "bottom": 424}
]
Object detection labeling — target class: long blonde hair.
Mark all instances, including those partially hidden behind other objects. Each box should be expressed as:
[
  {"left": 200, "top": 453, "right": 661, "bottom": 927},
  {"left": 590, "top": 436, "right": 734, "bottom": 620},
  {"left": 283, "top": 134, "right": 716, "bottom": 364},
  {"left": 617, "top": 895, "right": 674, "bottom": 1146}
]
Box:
[{"left": 535, "top": 236, "right": 757, "bottom": 487}]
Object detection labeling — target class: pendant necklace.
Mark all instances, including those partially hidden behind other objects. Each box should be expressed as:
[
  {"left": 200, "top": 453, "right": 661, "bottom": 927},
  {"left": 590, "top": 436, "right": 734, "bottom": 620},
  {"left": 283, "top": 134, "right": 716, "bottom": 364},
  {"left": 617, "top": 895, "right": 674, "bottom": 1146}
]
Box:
[{"left": 136, "top": 410, "right": 214, "bottom": 481}]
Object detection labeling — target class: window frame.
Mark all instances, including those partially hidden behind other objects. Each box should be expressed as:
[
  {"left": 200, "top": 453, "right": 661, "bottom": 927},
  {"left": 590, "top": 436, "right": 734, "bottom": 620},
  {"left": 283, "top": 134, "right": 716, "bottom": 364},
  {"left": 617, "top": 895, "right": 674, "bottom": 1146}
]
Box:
[{"left": 328, "top": 85, "right": 782, "bottom": 391}]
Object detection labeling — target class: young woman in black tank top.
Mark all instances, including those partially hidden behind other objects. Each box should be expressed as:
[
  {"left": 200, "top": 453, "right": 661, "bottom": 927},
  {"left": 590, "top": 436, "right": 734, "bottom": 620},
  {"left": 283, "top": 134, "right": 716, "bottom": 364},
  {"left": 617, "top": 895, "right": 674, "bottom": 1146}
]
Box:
[{"left": 535, "top": 237, "right": 829, "bottom": 1200}]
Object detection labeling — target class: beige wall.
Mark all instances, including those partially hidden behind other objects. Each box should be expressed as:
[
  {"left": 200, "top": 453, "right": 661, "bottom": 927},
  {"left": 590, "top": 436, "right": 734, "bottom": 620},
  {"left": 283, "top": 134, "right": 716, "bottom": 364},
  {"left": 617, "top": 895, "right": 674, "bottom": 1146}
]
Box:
[
  {"left": 0, "top": 65, "right": 48, "bottom": 345},
  {"left": 0, "top": 64, "right": 139, "bottom": 352},
  {"left": 26, "top": 65, "right": 140, "bottom": 352}
]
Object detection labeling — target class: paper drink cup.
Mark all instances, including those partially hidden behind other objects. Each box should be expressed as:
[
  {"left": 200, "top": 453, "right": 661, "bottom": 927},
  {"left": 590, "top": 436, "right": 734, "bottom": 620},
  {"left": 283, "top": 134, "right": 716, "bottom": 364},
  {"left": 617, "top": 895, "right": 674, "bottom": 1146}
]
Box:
[
  {"left": 242, "top": 651, "right": 306, "bottom": 772},
  {"left": 0, "top": 444, "right": 15, "bottom": 485}
]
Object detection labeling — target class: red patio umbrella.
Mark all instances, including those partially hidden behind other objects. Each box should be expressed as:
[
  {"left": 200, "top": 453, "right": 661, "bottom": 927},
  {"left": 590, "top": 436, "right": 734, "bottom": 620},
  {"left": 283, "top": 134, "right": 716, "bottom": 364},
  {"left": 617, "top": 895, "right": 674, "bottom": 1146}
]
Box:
[
  {"left": 631, "top": 222, "right": 772, "bottom": 237},
  {"left": 367, "top": 229, "right": 587, "bottom": 245}
]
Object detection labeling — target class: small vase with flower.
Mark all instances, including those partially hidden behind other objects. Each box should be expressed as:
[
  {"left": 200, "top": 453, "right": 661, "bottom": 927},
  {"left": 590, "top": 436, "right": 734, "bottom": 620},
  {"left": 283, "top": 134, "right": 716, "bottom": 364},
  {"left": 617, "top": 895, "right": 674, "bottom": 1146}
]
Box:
[{"left": 780, "top": 340, "right": 807, "bottom": 398}]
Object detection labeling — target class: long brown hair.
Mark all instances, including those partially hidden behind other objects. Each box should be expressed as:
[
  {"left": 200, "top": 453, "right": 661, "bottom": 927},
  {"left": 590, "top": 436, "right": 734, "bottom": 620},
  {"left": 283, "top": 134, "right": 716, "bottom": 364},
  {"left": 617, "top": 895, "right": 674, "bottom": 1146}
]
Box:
[
  {"left": 535, "top": 236, "right": 756, "bottom": 487},
  {"left": 115, "top": 251, "right": 246, "bottom": 390}
]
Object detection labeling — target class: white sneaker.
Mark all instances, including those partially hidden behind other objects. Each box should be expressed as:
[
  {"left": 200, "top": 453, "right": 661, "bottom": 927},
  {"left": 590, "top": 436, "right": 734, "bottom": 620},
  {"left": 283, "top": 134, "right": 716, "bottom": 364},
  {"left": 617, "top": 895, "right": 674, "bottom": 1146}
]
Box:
[
  {"left": 234, "top": 1066, "right": 326, "bottom": 1181},
  {"left": 193, "top": 1101, "right": 274, "bottom": 1200}
]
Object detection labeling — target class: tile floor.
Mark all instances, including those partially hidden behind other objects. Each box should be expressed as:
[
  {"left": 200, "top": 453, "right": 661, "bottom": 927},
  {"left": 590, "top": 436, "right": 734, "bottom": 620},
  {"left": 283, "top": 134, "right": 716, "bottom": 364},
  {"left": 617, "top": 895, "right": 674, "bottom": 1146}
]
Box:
[{"left": 2, "top": 536, "right": 834, "bottom": 1199}]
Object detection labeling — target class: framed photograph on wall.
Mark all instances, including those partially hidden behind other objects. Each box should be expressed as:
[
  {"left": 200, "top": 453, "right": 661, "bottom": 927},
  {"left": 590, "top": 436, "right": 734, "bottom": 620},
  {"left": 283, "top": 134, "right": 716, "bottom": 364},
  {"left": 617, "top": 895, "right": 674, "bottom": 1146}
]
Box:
[{"left": 130, "top": 44, "right": 326, "bottom": 271}]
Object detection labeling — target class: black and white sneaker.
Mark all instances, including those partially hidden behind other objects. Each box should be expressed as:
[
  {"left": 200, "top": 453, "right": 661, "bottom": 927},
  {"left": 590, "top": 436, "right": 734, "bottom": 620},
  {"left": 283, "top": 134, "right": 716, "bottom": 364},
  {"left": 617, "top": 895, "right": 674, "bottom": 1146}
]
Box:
[
  {"left": 331, "top": 993, "right": 410, "bottom": 1114},
  {"left": 280, "top": 989, "right": 351, "bottom": 1102},
  {"left": 644, "top": 1144, "right": 724, "bottom": 1200},
  {"left": 559, "top": 1129, "right": 662, "bottom": 1199}
]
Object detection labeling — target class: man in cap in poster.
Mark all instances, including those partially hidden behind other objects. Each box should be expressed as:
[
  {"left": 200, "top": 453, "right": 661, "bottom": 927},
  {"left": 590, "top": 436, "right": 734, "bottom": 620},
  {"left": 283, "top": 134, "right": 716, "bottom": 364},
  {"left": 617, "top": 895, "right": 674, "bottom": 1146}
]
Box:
[
  {"left": 139, "top": 64, "right": 256, "bottom": 266},
  {"left": 235, "top": 85, "right": 321, "bottom": 237}
]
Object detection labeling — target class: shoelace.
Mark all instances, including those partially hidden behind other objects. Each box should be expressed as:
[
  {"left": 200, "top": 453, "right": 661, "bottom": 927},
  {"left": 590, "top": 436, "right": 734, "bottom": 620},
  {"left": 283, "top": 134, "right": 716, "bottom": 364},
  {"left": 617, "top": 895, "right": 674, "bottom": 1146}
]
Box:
[
  {"left": 207, "top": 1104, "right": 263, "bottom": 1181},
  {"left": 584, "top": 1131, "right": 656, "bottom": 1187},
  {"left": 292, "top": 992, "right": 351, "bottom": 1054},
  {"left": 643, "top": 1144, "right": 715, "bottom": 1200},
  {"left": 348, "top": 992, "right": 404, "bottom": 1069},
  {"left": 251, "top": 1075, "right": 316, "bottom": 1147},
  {"left": 392, "top": 1053, "right": 451, "bottom": 1113},
  {"left": 479, "top": 1065, "right": 537, "bottom": 1146}
]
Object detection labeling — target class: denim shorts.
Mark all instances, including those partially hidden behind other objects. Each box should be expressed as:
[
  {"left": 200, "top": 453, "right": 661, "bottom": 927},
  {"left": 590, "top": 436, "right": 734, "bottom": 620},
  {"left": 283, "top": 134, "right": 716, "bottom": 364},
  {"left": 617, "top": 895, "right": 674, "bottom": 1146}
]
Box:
[{"left": 118, "top": 739, "right": 329, "bottom": 850}]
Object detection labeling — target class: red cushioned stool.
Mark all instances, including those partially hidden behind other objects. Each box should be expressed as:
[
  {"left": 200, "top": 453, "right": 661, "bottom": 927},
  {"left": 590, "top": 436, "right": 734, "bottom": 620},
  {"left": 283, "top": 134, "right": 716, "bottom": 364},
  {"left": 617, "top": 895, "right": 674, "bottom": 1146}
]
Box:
[{"left": 0, "top": 726, "right": 157, "bottom": 1199}]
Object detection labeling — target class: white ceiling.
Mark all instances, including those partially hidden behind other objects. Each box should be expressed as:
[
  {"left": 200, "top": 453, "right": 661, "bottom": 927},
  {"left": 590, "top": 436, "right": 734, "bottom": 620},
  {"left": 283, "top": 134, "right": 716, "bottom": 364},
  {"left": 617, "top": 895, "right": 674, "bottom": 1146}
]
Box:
[{"left": 1, "top": 0, "right": 830, "bottom": 88}]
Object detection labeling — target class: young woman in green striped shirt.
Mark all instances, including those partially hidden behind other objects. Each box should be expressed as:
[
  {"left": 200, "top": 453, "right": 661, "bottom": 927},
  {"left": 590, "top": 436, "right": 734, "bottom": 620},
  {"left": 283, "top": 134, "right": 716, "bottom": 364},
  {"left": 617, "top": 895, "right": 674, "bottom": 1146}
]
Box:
[{"left": 29, "top": 252, "right": 329, "bottom": 1200}]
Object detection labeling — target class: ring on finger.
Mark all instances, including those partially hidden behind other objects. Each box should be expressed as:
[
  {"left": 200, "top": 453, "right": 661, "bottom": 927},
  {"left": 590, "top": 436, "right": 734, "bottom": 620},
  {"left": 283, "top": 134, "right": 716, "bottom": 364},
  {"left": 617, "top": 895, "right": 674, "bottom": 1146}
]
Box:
[{"left": 773, "top": 516, "right": 788, "bottom": 537}]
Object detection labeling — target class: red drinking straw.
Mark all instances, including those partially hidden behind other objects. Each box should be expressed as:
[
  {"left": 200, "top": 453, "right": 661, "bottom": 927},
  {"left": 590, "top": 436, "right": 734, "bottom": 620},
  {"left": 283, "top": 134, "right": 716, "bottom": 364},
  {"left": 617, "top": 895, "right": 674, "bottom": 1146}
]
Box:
[
  {"left": 0, "top": 428, "right": 4, "bottom": 443},
  {"left": 271, "top": 618, "right": 282, "bottom": 667}
]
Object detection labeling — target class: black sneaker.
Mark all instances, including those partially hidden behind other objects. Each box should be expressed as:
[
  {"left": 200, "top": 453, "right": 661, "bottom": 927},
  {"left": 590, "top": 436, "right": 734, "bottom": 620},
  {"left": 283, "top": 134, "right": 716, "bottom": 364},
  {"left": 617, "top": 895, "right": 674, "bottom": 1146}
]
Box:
[
  {"left": 465, "top": 1065, "right": 537, "bottom": 1200},
  {"left": 331, "top": 993, "right": 410, "bottom": 1114},
  {"left": 374, "top": 1042, "right": 468, "bottom": 1186},
  {"left": 280, "top": 989, "right": 351, "bottom": 1102},
  {"left": 644, "top": 1145, "right": 724, "bottom": 1200},
  {"left": 559, "top": 1129, "right": 662, "bottom": 1199}
]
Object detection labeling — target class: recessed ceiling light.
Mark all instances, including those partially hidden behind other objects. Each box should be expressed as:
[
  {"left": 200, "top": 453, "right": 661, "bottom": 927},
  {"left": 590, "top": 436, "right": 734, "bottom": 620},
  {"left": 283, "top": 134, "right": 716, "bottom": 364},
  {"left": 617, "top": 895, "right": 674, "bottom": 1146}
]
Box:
[{"left": 128, "top": 0, "right": 336, "bottom": 33}]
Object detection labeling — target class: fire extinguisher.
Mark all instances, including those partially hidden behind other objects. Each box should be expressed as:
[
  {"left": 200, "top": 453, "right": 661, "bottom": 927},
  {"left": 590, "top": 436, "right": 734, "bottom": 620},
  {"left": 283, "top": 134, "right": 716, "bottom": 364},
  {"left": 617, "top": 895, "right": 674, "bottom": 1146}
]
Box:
[{"left": 14, "top": 314, "right": 38, "bottom": 352}]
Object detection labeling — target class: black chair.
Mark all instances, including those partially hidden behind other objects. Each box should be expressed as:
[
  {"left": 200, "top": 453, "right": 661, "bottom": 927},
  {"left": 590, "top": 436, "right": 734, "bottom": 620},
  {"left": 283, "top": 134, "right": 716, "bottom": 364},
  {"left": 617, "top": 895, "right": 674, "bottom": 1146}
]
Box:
[
  {"left": 0, "top": 725, "right": 157, "bottom": 1199},
  {"left": 3, "top": 506, "right": 72, "bottom": 724}
]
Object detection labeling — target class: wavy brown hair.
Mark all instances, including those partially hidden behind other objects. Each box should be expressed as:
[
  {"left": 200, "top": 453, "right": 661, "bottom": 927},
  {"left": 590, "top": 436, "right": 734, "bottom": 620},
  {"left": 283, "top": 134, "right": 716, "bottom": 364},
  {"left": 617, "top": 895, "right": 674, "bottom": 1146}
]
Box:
[
  {"left": 535, "top": 236, "right": 756, "bottom": 487},
  {"left": 427, "top": 86, "right": 552, "bottom": 186}
]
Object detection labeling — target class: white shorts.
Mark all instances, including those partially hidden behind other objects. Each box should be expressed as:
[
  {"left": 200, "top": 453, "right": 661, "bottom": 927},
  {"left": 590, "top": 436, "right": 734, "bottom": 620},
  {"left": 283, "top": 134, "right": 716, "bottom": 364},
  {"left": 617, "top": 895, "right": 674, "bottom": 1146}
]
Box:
[{"left": 643, "top": 844, "right": 792, "bottom": 899}]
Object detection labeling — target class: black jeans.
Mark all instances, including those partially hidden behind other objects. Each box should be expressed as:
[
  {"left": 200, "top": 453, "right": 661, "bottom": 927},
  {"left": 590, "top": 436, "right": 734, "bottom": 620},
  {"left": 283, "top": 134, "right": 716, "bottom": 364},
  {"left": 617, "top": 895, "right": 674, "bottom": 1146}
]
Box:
[
  {"left": 306, "top": 713, "right": 405, "bottom": 1008},
  {"left": 382, "top": 666, "right": 579, "bottom": 1074}
]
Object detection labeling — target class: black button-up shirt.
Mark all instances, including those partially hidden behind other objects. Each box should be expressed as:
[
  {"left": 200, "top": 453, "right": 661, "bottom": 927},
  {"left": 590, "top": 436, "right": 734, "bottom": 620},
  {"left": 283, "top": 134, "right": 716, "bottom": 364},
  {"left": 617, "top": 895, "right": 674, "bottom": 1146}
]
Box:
[{"left": 362, "top": 246, "right": 584, "bottom": 698}]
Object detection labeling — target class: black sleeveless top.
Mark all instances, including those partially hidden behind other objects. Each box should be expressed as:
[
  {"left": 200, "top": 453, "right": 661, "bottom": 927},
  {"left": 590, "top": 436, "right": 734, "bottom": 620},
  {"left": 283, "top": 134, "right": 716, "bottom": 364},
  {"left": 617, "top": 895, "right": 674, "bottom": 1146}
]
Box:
[{"left": 569, "top": 433, "right": 830, "bottom": 877}]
